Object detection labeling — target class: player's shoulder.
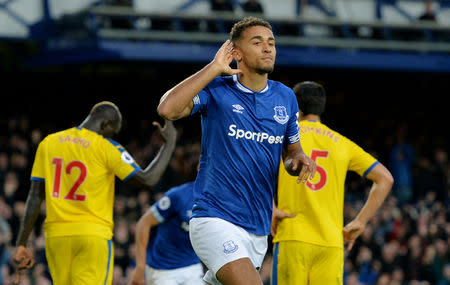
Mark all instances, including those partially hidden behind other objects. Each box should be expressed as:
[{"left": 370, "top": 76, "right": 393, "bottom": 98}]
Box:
[
  {"left": 315, "top": 122, "right": 357, "bottom": 146},
  {"left": 268, "top": 80, "right": 296, "bottom": 99},
  {"left": 208, "top": 76, "right": 232, "bottom": 89},
  {"left": 269, "top": 80, "right": 293, "bottom": 93},
  {"left": 103, "top": 137, "right": 122, "bottom": 148},
  {"left": 166, "top": 181, "right": 195, "bottom": 197},
  {"left": 42, "top": 127, "right": 75, "bottom": 143}
]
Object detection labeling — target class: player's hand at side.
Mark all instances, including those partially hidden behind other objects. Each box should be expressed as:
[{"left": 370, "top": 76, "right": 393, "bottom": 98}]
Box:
[
  {"left": 127, "top": 265, "right": 146, "bottom": 285},
  {"left": 212, "top": 40, "right": 242, "bottom": 76},
  {"left": 271, "top": 206, "right": 296, "bottom": 237},
  {"left": 343, "top": 219, "right": 366, "bottom": 251},
  {"left": 153, "top": 120, "right": 177, "bottom": 143},
  {"left": 13, "top": 245, "right": 35, "bottom": 285},
  {"left": 285, "top": 153, "right": 316, "bottom": 184}
]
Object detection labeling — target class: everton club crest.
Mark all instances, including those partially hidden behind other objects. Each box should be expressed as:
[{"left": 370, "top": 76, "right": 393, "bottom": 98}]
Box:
[
  {"left": 223, "top": 240, "right": 239, "bottom": 254},
  {"left": 273, "top": 106, "right": 289, "bottom": 124}
]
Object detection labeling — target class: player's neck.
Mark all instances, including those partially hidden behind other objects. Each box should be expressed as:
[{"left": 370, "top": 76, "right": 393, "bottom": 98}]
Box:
[
  {"left": 237, "top": 72, "right": 268, "bottom": 93},
  {"left": 300, "top": 114, "right": 320, "bottom": 122},
  {"left": 79, "top": 118, "right": 101, "bottom": 133}
]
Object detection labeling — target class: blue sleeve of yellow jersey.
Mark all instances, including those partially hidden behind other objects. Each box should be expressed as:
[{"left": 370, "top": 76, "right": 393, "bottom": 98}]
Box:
[
  {"left": 30, "top": 139, "right": 46, "bottom": 182},
  {"left": 105, "top": 138, "right": 142, "bottom": 181},
  {"left": 347, "top": 140, "right": 378, "bottom": 178}
]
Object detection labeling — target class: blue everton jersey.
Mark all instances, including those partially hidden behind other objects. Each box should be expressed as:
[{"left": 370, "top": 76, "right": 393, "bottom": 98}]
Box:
[
  {"left": 191, "top": 75, "right": 300, "bottom": 235},
  {"left": 146, "top": 182, "right": 200, "bottom": 269}
]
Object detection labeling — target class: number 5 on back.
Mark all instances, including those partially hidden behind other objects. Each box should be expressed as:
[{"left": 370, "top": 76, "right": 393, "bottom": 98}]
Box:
[{"left": 306, "top": 150, "right": 329, "bottom": 191}]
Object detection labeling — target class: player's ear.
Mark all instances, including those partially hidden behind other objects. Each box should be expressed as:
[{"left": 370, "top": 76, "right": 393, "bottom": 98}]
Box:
[
  {"left": 233, "top": 45, "right": 242, "bottom": 62},
  {"left": 100, "top": 120, "right": 110, "bottom": 130},
  {"left": 100, "top": 119, "right": 115, "bottom": 133}
]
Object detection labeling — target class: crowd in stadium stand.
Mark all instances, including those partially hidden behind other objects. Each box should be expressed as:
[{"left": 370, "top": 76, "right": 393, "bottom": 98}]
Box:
[{"left": 0, "top": 113, "right": 448, "bottom": 285}]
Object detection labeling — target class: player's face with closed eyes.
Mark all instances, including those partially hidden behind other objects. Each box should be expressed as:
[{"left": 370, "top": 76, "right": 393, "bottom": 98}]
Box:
[{"left": 235, "top": 25, "right": 276, "bottom": 74}]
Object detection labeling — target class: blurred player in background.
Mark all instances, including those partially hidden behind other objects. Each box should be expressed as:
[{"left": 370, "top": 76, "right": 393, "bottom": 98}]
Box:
[
  {"left": 12, "top": 101, "right": 177, "bottom": 285},
  {"left": 158, "top": 17, "right": 316, "bottom": 285},
  {"left": 271, "top": 82, "right": 394, "bottom": 285},
  {"left": 128, "top": 162, "right": 203, "bottom": 285}
]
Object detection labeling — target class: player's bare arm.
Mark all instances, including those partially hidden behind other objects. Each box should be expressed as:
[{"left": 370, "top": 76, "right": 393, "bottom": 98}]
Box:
[
  {"left": 343, "top": 163, "right": 393, "bottom": 251},
  {"left": 158, "top": 40, "right": 242, "bottom": 120},
  {"left": 128, "top": 120, "right": 177, "bottom": 189},
  {"left": 13, "top": 180, "right": 45, "bottom": 284},
  {"left": 128, "top": 211, "right": 159, "bottom": 285},
  {"left": 282, "top": 142, "right": 317, "bottom": 183}
]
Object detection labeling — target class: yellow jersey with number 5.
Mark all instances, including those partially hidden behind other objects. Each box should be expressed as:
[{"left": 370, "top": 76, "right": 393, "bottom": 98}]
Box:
[
  {"left": 274, "top": 120, "right": 378, "bottom": 248},
  {"left": 31, "top": 127, "right": 141, "bottom": 239}
]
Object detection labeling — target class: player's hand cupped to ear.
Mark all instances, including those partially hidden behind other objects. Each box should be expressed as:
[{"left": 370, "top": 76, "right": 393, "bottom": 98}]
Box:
[{"left": 212, "top": 40, "right": 243, "bottom": 76}]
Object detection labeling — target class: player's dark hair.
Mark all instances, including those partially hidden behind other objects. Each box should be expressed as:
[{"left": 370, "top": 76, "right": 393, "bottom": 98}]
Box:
[
  {"left": 230, "top": 16, "right": 272, "bottom": 42},
  {"left": 90, "top": 101, "right": 122, "bottom": 125},
  {"left": 293, "top": 81, "right": 326, "bottom": 116}
]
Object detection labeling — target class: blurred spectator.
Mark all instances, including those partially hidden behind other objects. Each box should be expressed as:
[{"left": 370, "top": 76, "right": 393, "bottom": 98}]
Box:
[
  {"left": 2, "top": 172, "right": 19, "bottom": 206},
  {"left": 108, "top": 0, "right": 132, "bottom": 29},
  {"left": 114, "top": 218, "right": 132, "bottom": 272},
  {"left": 356, "top": 246, "right": 379, "bottom": 284},
  {"left": 419, "top": 246, "right": 439, "bottom": 284},
  {"left": 211, "top": 0, "right": 234, "bottom": 11},
  {"left": 418, "top": 0, "right": 437, "bottom": 21},
  {"left": 376, "top": 273, "right": 391, "bottom": 285},
  {"left": 209, "top": 0, "right": 235, "bottom": 33},
  {"left": 112, "top": 265, "right": 126, "bottom": 285},
  {"left": 405, "top": 235, "right": 425, "bottom": 281},
  {"left": 391, "top": 267, "right": 405, "bottom": 284},
  {"left": 0, "top": 232, "right": 9, "bottom": 285},
  {"left": 438, "top": 263, "right": 450, "bottom": 285},
  {"left": 414, "top": 155, "right": 445, "bottom": 201},
  {"left": 380, "top": 241, "right": 403, "bottom": 274},
  {"left": 243, "top": 0, "right": 264, "bottom": 14},
  {"left": 390, "top": 126, "right": 415, "bottom": 205},
  {"left": 346, "top": 271, "right": 363, "bottom": 285}
]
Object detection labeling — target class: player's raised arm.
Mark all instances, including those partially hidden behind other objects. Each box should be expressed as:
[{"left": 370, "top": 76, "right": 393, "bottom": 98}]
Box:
[
  {"left": 157, "top": 40, "right": 242, "bottom": 120},
  {"left": 282, "top": 141, "right": 317, "bottom": 184},
  {"left": 127, "top": 120, "right": 177, "bottom": 189}
]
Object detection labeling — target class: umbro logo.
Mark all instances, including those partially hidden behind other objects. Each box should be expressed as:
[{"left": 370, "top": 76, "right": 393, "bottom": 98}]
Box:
[{"left": 232, "top": 104, "right": 244, "bottom": 114}]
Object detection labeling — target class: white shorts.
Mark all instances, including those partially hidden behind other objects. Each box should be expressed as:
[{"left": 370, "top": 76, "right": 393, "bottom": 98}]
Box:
[
  {"left": 189, "top": 217, "right": 268, "bottom": 285},
  {"left": 145, "top": 263, "right": 204, "bottom": 285}
]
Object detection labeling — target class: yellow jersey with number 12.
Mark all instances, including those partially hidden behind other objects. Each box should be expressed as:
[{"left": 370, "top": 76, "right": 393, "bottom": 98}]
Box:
[
  {"left": 31, "top": 127, "right": 141, "bottom": 239},
  {"left": 274, "top": 120, "right": 378, "bottom": 248}
]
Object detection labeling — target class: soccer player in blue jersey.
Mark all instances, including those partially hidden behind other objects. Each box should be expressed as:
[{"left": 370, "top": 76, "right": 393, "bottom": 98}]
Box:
[
  {"left": 128, "top": 180, "right": 203, "bottom": 285},
  {"left": 157, "top": 17, "right": 316, "bottom": 285}
]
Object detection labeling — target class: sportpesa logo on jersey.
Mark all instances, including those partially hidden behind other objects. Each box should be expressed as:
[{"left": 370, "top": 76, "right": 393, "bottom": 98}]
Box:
[{"left": 227, "top": 124, "right": 284, "bottom": 144}]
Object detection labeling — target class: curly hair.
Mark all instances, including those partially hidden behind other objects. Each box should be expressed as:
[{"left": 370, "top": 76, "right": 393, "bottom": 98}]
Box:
[{"left": 229, "top": 16, "right": 272, "bottom": 42}]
